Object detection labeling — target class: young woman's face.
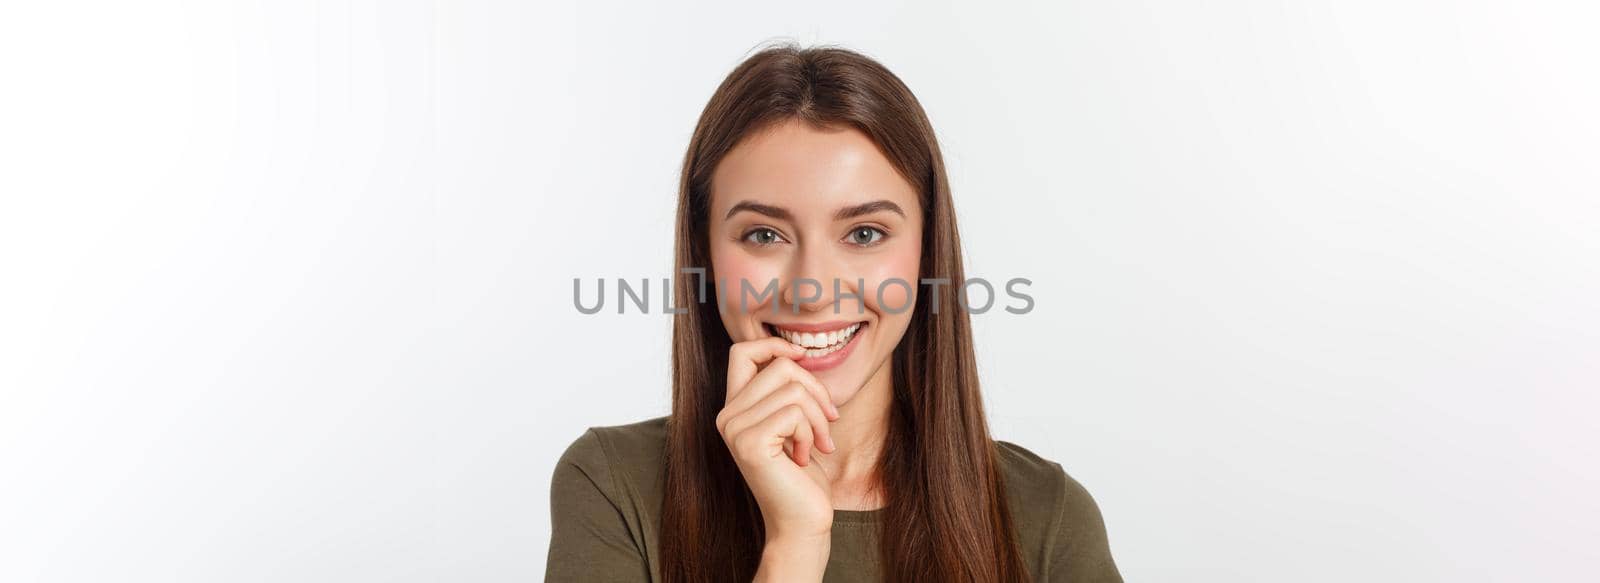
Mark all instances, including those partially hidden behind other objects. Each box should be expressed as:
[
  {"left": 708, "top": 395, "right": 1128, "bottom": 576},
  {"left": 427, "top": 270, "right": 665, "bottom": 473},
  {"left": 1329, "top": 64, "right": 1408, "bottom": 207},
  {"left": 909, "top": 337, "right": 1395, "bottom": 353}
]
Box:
[{"left": 708, "top": 118, "right": 924, "bottom": 407}]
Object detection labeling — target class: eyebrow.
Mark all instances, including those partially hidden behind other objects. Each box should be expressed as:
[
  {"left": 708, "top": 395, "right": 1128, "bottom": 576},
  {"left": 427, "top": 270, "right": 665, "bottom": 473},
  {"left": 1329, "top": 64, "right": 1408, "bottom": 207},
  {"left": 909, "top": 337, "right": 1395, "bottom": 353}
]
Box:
[
  {"left": 724, "top": 199, "right": 905, "bottom": 221},
  {"left": 724, "top": 201, "right": 792, "bottom": 221},
  {"left": 834, "top": 200, "right": 905, "bottom": 220}
]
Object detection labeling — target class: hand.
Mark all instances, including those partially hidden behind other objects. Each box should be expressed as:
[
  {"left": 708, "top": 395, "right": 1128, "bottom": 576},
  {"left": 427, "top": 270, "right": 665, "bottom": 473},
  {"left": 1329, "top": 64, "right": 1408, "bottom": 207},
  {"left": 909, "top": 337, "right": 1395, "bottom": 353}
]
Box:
[{"left": 717, "top": 337, "right": 841, "bottom": 544}]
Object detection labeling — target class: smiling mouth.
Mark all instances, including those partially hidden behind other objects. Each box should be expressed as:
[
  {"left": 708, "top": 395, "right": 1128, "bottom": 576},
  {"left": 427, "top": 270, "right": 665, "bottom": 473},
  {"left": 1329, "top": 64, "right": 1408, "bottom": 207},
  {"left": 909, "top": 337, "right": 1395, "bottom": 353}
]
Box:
[{"left": 764, "top": 322, "right": 866, "bottom": 359}]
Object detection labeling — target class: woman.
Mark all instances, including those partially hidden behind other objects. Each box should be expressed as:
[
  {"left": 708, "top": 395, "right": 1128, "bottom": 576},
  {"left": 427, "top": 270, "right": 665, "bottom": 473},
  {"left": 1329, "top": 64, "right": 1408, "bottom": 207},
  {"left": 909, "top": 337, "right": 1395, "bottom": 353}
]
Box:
[{"left": 547, "top": 44, "right": 1122, "bottom": 582}]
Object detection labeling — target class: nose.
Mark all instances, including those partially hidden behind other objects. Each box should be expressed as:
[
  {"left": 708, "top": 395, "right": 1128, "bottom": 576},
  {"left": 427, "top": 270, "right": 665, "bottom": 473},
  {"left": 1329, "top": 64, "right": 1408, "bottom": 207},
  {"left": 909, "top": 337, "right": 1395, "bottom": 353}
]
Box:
[{"left": 780, "top": 242, "right": 833, "bottom": 313}]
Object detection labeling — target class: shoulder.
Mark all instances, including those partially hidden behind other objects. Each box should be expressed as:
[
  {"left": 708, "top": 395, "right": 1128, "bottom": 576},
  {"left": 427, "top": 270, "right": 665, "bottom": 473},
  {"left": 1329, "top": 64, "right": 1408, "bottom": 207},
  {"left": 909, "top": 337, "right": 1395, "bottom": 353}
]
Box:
[
  {"left": 994, "top": 439, "right": 1066, "bottom": 500},
  {"left": 547, "top": 417, "right": 669, "bottom": 576},
  {"left": 558, "top": 416, "right": 669, "bottom": 465},
  {"left": 994, "top": 439, "right": 1122, "bottom": 579},
  {"left": 993, "top": 439, "right": 1115, "bottom": 569},
  {"left": 993, "top": 439, "right": 1101, "bottom": 516},
  {"left": 552, "top": 416, "right": 669, "bottom": 507}
]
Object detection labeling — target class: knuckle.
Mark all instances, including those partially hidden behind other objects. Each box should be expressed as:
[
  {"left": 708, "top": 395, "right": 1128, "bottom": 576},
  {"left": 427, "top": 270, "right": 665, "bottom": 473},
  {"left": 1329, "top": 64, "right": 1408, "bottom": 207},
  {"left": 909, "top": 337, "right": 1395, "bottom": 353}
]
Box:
[
  {"left": 770, "top": 358, "right": 797, "bottom": 374},
  {"left": 731, "top": 431, "right": 757, "bottom": 453}
]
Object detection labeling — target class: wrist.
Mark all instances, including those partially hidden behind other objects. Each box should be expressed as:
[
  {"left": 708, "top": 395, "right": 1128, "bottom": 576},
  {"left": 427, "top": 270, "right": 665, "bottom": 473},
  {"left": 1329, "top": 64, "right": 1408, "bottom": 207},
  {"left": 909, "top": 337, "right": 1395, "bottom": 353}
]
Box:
[
  {"left": 765, "top": 532, "right": 831, "bottom": 550},
  {"left": 756, "top": 534, "right": 831, "bottom": 581}
]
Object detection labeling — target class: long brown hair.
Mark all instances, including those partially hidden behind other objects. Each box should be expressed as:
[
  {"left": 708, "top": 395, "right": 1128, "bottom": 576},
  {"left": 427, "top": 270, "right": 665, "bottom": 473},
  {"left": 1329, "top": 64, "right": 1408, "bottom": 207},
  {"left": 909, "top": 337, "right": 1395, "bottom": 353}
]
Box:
[{"left": 661, "top": 43, "right": 1028, "bottom": 582}]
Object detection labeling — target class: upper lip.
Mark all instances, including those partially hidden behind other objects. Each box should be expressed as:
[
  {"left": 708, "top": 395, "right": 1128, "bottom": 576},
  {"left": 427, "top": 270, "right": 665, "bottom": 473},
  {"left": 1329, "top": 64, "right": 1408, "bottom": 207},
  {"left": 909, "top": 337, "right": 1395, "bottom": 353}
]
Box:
[{"left": 764, "top": 320, "right": 866, "bottom": 333}]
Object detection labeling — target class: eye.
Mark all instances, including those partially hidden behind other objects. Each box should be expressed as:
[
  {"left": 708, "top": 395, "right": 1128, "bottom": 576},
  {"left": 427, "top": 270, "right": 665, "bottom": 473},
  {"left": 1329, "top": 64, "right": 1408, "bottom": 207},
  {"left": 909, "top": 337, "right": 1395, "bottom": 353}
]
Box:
[
  {"left": 845, "top": 226, "right": 886, "bottom": 246},
  {"left": 742, "top": 227, "right": 787, "bottom": 246}
]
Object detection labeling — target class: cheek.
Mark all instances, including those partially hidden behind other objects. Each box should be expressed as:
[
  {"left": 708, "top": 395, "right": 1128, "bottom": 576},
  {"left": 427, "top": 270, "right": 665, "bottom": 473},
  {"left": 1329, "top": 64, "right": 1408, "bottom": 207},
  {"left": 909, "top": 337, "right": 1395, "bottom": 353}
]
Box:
[
  {"left": 710, "top": 245, "right": 785, "bottom": 315},
  {"left": 856, "top": 242, "right": 922, "bottom": 317}
]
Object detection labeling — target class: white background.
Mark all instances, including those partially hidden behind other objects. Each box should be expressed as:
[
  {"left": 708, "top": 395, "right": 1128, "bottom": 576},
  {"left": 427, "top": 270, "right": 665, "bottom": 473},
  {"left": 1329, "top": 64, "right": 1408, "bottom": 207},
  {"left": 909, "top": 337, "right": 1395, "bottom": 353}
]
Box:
[{"left": 2, "top": 1, "right": 1597, "bottom": 581}]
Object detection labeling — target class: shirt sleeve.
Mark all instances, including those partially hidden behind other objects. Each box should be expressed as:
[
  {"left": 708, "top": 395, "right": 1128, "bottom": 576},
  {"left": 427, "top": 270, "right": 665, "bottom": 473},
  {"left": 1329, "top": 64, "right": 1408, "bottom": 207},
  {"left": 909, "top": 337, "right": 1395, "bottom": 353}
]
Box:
[
  {"left": 545, "top": 428, "right": 651, "bottom": 582},
  {"left": 1045, "top": 465, "right": 1123, "bottom": 582}
]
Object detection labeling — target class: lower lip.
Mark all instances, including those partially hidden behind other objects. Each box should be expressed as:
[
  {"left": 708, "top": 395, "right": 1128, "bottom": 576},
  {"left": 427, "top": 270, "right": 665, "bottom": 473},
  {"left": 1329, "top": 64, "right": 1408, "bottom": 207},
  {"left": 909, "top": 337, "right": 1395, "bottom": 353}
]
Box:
[{"left": 789, "top": 324, "right": 867, "bottom": 372}]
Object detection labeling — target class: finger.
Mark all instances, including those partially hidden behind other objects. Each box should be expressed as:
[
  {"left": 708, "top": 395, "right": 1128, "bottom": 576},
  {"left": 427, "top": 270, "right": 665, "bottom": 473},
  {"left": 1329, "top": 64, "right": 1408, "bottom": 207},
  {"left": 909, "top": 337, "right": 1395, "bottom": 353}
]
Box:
[
  {"left": 723, "top": 383, "right": 835, "bottom": 454},
  {"left": 728, "top": 403, "right": 815, "bottom": 466},
  {"left": 727, "top": 357, "right": 839, "bottom": 421},
  {"left": 726, "top": 337, "right": 807, "bottom": 403},
  {"left": 758, "top": 404, "right": 814, "bottom": 466}
]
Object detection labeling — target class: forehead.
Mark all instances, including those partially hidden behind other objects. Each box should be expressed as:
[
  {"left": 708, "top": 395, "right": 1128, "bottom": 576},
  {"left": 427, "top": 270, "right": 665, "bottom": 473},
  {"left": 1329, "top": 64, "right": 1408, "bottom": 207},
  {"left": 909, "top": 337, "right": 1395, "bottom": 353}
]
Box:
[{"left": 709, "top": 119, "right": 920, "bottom": 220}]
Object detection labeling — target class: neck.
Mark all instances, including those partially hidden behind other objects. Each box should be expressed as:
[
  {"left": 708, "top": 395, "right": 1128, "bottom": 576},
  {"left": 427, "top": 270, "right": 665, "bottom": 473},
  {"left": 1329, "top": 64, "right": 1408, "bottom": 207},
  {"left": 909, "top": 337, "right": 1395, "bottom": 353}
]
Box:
[{"left": 815, "top": 361, "right": 893, "bottom": 510}]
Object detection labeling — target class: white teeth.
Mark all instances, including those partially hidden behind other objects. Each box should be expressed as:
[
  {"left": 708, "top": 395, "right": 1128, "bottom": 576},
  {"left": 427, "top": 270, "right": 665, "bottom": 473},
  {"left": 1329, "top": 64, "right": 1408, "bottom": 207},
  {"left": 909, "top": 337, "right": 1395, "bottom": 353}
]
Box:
[{"left": 772, "top": 323, "right": 863, "bottom": 352}]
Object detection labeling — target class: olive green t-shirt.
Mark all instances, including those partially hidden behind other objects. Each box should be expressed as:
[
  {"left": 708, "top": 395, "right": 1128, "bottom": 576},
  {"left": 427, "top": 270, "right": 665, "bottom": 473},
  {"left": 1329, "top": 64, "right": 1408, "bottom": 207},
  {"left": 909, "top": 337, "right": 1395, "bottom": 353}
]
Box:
[{"left": 546, "top": 416, "right": 1122, "bottom": 582}]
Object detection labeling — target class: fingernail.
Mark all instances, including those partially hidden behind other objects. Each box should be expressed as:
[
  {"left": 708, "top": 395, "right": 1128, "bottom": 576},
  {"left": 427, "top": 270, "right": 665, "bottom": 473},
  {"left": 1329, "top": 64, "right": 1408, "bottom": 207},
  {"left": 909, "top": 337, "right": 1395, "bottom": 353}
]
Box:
[{"left": 824, "top": 434, "right": 836, "bottom": 452}]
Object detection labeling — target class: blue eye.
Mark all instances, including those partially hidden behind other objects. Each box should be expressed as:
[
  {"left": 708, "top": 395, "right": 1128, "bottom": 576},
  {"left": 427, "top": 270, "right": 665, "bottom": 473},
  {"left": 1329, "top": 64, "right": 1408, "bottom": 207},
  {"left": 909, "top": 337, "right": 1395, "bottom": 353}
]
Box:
[
  {"left": 846, "top": 226, "right": 886, "bottom": 246},
  {"left": 743, "top": 227, "right": 785, "bottom": 246}
]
